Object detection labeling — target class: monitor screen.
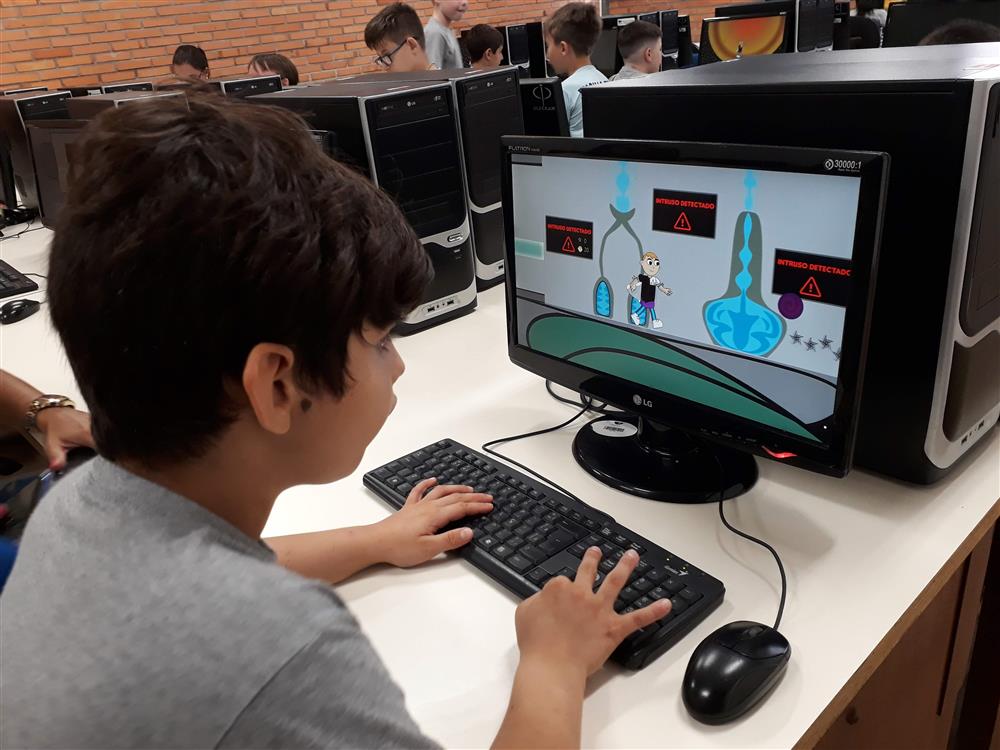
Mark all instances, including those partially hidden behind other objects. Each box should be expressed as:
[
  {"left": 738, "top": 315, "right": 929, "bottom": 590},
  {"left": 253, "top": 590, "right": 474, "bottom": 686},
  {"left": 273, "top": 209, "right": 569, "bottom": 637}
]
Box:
[
  {"left": 699, "top": 13, "right": 788, "bottom": 63},
  {"left": 502, "top": 137, "right": 887, "bottom": 476}
]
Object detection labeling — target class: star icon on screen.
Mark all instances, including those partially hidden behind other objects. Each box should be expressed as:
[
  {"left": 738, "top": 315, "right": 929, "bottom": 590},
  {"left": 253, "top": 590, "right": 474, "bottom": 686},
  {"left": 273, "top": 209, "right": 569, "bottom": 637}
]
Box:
[{"left": 805, "top": 338, "right": 817, "bottom": 351}]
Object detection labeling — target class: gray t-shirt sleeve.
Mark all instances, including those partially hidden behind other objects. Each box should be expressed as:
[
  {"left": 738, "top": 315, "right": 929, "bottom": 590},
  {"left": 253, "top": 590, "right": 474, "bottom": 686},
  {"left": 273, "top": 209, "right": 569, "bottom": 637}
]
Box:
[
  {"left": 424, "top": 22, "right": 464, "bottom": 69},
  {"left": 218, "top": 629, "right": 441, "bottom": 750}
]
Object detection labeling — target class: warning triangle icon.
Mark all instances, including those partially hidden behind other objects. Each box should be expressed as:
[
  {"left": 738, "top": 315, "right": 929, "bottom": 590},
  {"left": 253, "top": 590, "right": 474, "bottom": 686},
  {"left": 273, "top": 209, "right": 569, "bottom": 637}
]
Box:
[
  {"left": 800, "top": 276, "right": 822, "bottom": 299},
  {"left": 562, "top": 236, "right": 576, "bottom": 253},
  {"left": 673, "top": 212, "right": 692, "bottom": 231}
]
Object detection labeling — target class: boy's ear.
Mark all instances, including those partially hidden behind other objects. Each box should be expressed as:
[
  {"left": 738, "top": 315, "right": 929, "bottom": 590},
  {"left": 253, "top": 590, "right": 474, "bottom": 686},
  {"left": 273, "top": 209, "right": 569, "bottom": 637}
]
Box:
[
  {"left": 242, "top": 343, "right": 300, "bottom": 436},
  {"left": 407, "top": 36, "right": 422, "bottom": 52}
]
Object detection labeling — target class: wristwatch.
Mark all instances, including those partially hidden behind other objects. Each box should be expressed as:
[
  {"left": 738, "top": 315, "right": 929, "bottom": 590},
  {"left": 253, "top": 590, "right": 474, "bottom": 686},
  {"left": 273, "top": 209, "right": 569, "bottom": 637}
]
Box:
[{"left": 26, "top": 394, "right": 75, "bottom": 431}]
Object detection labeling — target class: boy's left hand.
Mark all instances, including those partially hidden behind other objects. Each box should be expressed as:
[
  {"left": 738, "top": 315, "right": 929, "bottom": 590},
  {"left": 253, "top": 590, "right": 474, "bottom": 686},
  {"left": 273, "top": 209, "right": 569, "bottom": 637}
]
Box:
[{"left": 374, "top": 478, "right": 493, "bottom": 568}]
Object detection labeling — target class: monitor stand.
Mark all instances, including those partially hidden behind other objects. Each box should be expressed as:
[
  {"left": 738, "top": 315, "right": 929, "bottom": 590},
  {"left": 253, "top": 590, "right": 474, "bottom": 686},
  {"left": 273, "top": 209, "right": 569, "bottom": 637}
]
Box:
[{"left": 572, "top": 415, "right": 757, "bottom": 503}]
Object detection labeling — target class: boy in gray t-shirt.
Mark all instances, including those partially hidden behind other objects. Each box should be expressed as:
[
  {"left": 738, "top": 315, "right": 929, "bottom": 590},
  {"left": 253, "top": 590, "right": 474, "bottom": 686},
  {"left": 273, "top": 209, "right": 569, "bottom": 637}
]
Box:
[
  {"left": 0, "top": 94, "right": 668, "bottom": 749},
  {"left": 424, "top": 0, "right": 468, "bottom": 68}
]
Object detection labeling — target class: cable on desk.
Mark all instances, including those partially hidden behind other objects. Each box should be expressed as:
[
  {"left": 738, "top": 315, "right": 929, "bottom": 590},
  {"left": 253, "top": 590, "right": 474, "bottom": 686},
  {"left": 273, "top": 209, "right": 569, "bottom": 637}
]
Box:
[{"left": 714, "top": 455, "right": 787, "bottom": 630}]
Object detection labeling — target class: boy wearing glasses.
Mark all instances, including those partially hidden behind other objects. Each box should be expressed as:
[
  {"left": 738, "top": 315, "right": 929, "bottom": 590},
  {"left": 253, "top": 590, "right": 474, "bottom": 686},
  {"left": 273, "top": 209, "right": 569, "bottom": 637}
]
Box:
[{"left": 365, "top": 3, "right": 437, "bottom": 73}]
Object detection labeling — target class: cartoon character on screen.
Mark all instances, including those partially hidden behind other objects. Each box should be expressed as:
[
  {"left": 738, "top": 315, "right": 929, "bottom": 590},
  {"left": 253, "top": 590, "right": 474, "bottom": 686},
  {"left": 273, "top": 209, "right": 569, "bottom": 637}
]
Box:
[{"left": 627, "top": 252, "right": 672, "bottom": 329}]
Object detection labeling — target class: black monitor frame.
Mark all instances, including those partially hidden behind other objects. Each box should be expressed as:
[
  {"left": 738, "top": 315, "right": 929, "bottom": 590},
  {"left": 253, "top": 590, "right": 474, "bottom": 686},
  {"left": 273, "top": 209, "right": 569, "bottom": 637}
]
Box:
[
  {"left": 884, "top": 0, "right": 1000, "bottom": 47},
  {"left": 501, "top": 136, "right": 889, "bottom": 478},
  {"left": 714, "top": 1, "right": 798, "bottom": 52},
  {"left": 699, "top": 11, "right": 790, "bottom": 63}
]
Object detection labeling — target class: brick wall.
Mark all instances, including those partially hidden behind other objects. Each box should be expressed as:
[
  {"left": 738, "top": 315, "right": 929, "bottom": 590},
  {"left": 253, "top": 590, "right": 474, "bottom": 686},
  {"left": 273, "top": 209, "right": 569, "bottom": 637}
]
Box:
[{"left": 0, "top": 1, "right": 709, "bottom": 92}]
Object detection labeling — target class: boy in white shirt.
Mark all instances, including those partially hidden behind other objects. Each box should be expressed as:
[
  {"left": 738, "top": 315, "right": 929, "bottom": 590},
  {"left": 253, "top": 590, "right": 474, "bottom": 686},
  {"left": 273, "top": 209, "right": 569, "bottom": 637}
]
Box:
[
  {"left": 544, "top": 2, "right": 607, "bottom": 137},
  {"left": 611, "top": 20, "right": 663, "bottom": 81}
]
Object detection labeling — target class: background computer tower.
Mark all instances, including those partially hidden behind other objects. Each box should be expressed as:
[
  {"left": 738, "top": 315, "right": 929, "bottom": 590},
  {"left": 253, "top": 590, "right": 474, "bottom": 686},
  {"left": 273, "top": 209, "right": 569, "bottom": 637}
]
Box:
[
  {"left": 215, "top": 74, "right": 282, "bottom": 98},
  {"left": 339, "top": 68, "right": 525, "bottom": 288},
  {"left": 0, "top": 91, "right": 70, "bottom": 212},
  {"left": 66, "top": 90, "right": 184, "bottom": 119},
  {"left": 26, "top": 120, "right": 88, "bottom": 229},
  {"left": 659, "top": 10, "right": 681, "bottom": 66},
  {"left": 584, "top": 47, "right": 1000, "bottom": 484},
  {"left": 525, "top": 22, "right": 554, "bottom": 78},
  {"left": 519, "top": 77, "right": 570, "bottom": 137},
  {"left": 100, "top": 82, "right": 153, "bottom": 94},
  {"left": 252, "top": 81, "right": 477, "bottom": 334}
]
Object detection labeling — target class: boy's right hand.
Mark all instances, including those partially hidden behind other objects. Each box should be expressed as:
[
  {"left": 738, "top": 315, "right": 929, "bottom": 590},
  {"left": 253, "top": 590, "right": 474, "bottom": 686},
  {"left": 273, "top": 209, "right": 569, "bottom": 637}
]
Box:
[{"left": 514, "top": 547, "right": 671, "bottom": 680}]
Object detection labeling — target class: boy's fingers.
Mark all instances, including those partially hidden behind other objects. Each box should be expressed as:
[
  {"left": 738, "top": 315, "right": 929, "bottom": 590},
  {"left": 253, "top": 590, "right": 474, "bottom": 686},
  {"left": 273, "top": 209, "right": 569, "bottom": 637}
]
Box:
[
  {"left": 406, "top": 478, "right": 437, "bottom": 505},
  {"left": 597, "top": 549, "right": 639, "bottom": 602},
  {"left": 430, "top": 526, "right": 474, "bottom": 554},
  {"left": 436, "top": 491, "right": 493, "bottom": 507},
  {"left": 423, "top": 484, "right": 473, "bottom": 502},
  {"left": 574, "top": 546, "right": 601, "bottom": 590},
  {"left": 617, "top": 599, "right": 672, "bottom": 638},
  {"left": 436, "top": 501, "right": 493, "bottom": 526}
]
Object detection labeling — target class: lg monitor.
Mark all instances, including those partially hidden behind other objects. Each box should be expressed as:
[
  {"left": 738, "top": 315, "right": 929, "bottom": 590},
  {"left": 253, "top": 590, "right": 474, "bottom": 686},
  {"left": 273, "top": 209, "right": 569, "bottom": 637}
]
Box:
[
  {"left": 699, "top": 13, "right": 789, "bottom": 63},
  {"left": 502, "top": 136, "right": 887, "bottom": 501},
  {"left": 504, "top": 24, "right": 531, "bottom": 67}
]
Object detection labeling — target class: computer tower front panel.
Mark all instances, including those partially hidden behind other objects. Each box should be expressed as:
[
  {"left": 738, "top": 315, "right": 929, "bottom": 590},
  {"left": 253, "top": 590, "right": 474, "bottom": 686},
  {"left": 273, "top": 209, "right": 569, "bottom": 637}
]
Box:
[
  {"left": 362, "top": 88, "right": 476, "bottom": 333},
  {"left": 583, "top": 60, "right": 996, "bottom": 482},
  {"left": 0, "top": 92, "right": 70, "bottom": 211}
]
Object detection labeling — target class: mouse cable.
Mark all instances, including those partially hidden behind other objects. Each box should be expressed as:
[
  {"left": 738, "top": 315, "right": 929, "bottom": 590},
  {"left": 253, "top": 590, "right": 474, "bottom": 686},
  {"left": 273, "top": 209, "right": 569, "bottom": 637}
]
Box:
[
  {"left": 714, "top": 455, "right": 787, "bottom": 631},
  {"left": 26, "top": 273, "right": 46, "bottom": 280},
  {"left": 482, "top": 400, "right": 593, "bottom": 510}
]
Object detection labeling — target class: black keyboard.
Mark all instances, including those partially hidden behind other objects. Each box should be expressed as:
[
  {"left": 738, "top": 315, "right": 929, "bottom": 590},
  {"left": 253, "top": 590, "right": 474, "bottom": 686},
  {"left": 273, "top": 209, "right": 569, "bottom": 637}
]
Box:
[
  {"left": 364, "top": 438, "right": 725, "bottom": 670},
  {"left": 0, "top": 259, "right": 38, "bottom": 300}
]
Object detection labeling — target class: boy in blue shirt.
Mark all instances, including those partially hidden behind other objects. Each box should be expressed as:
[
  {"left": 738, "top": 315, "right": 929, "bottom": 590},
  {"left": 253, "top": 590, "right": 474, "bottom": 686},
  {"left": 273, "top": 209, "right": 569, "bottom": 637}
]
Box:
[{"left": 544, "top": 2, "right": 608, "bottom": 137}]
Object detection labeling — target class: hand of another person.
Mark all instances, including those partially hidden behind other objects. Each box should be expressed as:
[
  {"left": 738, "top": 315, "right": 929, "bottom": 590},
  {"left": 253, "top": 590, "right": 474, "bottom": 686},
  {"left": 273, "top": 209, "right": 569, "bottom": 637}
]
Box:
[
  {"left": 374, "top": 478, "right": 493, "bottom": 568},
  {"left": 514, "top": 547, "right": 671, "bottom": 680},
  {"left": 35, "top": 408, "right": 95, "bottom": 471}
]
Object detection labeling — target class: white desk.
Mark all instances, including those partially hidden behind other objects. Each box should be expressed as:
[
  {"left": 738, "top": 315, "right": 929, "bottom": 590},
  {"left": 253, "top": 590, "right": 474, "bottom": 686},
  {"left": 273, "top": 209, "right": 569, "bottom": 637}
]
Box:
[{"left": 4, "top": 228, "right": 998, "bottom": 749}]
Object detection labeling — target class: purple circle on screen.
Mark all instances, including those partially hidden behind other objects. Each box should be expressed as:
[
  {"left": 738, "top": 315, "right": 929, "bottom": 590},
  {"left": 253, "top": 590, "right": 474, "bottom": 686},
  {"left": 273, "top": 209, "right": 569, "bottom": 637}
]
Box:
[{"left": 778, "top": 293, "right": 804, "bottom": 320}]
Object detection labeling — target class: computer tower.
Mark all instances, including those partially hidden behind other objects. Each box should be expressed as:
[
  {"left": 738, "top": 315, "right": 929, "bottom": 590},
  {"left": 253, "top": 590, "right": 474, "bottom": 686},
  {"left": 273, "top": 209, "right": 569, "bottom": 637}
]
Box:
[
  {"left": 677, "top": 15, "right": 695, "bottom": 67},
  {"left": 100, "top": 81, "right": 153, "bottom": 94},
  {"left": 26, "top": 120, "right": 87, "bottom": 228},
  {"left": 525, "top": 22, "right": 554, "bottom": 79},
  {"left": 0, "top": 91, "right": 70, "bottom": 211},
  {"left": 66, "top": 90, "right": 184, "bottom": 119},
  {"left": 583, "top": 46, "right": 1000, "bottom": 483},
  {"left": 3, "top": 87, "right": 47, "bottom": 96},
  {"left": 252, "top": 81, "right": 477, "bottom": 334},
  {"left": 339, "top": 68, "right": 524, "bottom": 289},
  {"left": 214, "top": 74, "right": 282, "bottom": 98},
  {"left": 519, "top": 78, "right": 570, "bottom": 137},
  {"left": 660, "top": 10, "right": 681, "bottom": 59}
]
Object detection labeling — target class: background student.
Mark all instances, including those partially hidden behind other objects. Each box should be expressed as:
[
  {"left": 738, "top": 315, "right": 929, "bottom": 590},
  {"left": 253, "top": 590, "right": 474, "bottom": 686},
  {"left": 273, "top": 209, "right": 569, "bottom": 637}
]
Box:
[
  {"left": 365, "top": 3, "right": 436, "bottom": 74},
  {"left": 544, "top": 2, "right": 607, "bottom": 137},
  {"left": 170, "top": 44, "right": 210, "bottom": 81},
  {"left": 611, "top": 20, "right": 662, "bottom": 81},
  {"left": 248, "top": 52, "right": 300, "bottom": 87},
  {"left": 424, "top": 0, "right": 468, "bottom": 69},
  {"left": 466, "top": 24, "right": 505, "bottom": 69}
]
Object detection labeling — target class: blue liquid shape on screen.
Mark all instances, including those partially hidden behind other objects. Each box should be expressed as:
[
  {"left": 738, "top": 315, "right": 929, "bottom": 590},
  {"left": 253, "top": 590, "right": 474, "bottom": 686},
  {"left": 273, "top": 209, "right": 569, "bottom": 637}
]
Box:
[
  {"left": 703, "top": 172, "right": 785, "bottom": 356},
  {"left": 595, "top": 163, "right": 642, "bottom": 319},
  {"left": 615, "top": 162, "right": 632, "bottom": 213},
  {"left": 595, "top": 279, "right": 612, "bottom": 317}
]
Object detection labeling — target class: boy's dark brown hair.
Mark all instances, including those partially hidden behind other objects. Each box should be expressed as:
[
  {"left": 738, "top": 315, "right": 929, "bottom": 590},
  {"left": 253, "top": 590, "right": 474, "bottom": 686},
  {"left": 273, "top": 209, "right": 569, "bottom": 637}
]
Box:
[
  {"left": 544, "top": 2, "right": 602, "bottom": 56},
  {"left": 920, "top": 19, "right": 1000, "bottom": 45},
  {"left": 465, "top": 24, "right": 505, "bottom": 62},
  {"left": 48, "top": 93, "right": 431, "bottom": 466},
  {"left": 365, "top": 2, "right": 426, "bottom": 50},
  {"left": 249, "top": 52, "right": 300, "bottom": 86},
  {"left": 618, "top": 19, "right": 662, "bottom": 60},
  {"left": 172, "top": 44, "right": 209, "bottom": 72}
]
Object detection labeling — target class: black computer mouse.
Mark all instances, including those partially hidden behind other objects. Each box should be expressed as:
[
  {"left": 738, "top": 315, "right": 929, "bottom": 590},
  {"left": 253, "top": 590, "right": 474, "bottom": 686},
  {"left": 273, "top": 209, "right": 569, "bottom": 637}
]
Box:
[
  {"left": 682, "top": 620, "right": 791, "bottom": 725},
  {"left": 0, "top": 298, "right": 41, "bottom": 325}
]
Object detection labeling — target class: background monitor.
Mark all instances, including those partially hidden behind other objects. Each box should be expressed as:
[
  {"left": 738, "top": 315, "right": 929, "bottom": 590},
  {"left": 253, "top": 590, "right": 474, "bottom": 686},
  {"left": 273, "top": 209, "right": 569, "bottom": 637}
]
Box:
[
  {"left": 883, "top": 1, "right": 1000, "bottom": 47},
  {"left": 699, "top": 13, "right": 789, "bottom": 63},
  {"left": 715, "top": 1, "right": 798, "bottom": 51},
  {"left": 505, "top": 24, "right": 531, "bottom": 66},
  {"left": 502, "top": 136, "right": 887, "bottom": 500}
]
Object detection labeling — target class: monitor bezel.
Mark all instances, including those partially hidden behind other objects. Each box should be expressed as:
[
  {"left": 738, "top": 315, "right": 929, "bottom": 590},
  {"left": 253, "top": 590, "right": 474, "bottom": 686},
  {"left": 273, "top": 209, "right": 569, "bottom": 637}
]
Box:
[
  {"left": 501, "top": 136, "right": 888, "bottom": 477},
  {"left": 699, "top": 11, "right": 790, "bottom": 64}
]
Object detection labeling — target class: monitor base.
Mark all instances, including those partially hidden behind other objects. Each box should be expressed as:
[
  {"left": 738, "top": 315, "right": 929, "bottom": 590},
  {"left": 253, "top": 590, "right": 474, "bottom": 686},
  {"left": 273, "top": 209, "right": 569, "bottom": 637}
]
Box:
[{"left": 572, "top": 415, "right": 758, "bottom": 503}]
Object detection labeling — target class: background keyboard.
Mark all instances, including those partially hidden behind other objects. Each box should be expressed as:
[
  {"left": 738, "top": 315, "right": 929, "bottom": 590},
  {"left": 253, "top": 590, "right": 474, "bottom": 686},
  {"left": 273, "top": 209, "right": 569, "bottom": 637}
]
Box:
[
  {"left": 363, "top": 438, "right": 725, "bottom": 669},
  {"left": 0, "top": 259, "right": 38, "bottom": 300}
]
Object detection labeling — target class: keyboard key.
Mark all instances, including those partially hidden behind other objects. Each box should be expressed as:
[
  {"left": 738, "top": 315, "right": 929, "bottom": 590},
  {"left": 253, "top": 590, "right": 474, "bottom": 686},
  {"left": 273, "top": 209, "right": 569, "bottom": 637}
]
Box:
[
  {"left": 387, "top": 461, "right": 402, "bottom": 472},
  {"left": 386, "top": 476, "right": 402, "bottom": 488},
  {"left": 507, "top": 536, "right": 524, "bottom": 550},
  {"left": 494, "top": 530, "right": 512, "bottom": 542},
  {"left": 620, "top": 585, "right": 640, "bottom": 603},
  {"left": 585, "top": 534, "right": 603, "bottom": 547},
  {"left": 527, "top": 567, "right": 549, "bottom": 584},
  {"left": 664, "top": 577, "right": 685, "bottom": 594},
  {"left": 583, "top": 518, "right": 599, "bottom": 530},
  {"left": 540, "top": 538, "right": 569, "bottom": 556},
  {"left": 519, "top": 545, "right": 546, "bottom": 564},
  {"left": 570, "top": 541, "right": 590, "bottom": 557},
  {"left": 680, "top": 588, "right": 703, "bottom": 604},
  {"left": 599, "top": 527, "right": 614, "bottom": 538},
  {"left": 648, "top": 586, "right": 668, "bottom": 601},
  {"left": 514, "top": 524, "right": 534, "bottom": 538},
  {"left": 528, "top": 489, "right": 543, "bottom": 500},
  {"left": 599, "top": 558, "right": 616, "bottom": 574},
  {"left": 614, "top": 598, "right": 627, "bottom": 612},
  {"left": 669, "top": 596, "right": 689, "bottom": 614},
  {"left": 373, "top": 467, "right": 391, "bottom": 480},
  {"left": 526, "top": 532, "right": 545, "bottom": 545},
  {"left": 645, "top": 567, "right": 664, "bottom": 582},
  {"left": 634, "top": 596, "right": 652, "bottom": 609},
  {"left": 479, "top": 536, "right": 498, "bottom": 549},
  {"left": 507, "top": 554, "right": 533, "bottom": 573},
  {"left": 398, "top": 483, "right": 413, "bottom": 495},
  {"left": 556, "top": 567, "right": 576, "bottom": 579},
  {"left": 491, "top": 544, "right": 515, "bottom": 561},
  {"left": 483, "top": 521, "right": 500, "bottom": 534},
  {"left": 629, "top": 542, "right": 647, "bottom": 555},
  {"left": 633, "top": 577, "right": 654, "bottom": 593},
  {"left": 612, "top": 533, "right": 629, "bottom": 547}
]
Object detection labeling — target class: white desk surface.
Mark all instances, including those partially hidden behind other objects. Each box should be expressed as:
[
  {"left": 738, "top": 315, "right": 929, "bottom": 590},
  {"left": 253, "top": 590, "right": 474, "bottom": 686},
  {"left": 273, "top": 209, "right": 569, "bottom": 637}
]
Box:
[{"left": 4, "top": 227, "right": 998, "bottom": 749}]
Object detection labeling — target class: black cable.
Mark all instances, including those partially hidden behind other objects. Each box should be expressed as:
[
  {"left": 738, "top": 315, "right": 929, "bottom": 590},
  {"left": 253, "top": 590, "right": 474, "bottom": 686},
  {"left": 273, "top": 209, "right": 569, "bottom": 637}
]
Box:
[
  {"left": 482, "top": 402, "right": 594, "bottom": 509},
  {"left": 0, "top": 218, "right": 39, "bottom": 242},
  {"left": 544, "top": 379, "right": 619, "bottom": 417},
  {"left": 25, "top": 273, "right": 46, "bottom": 280},
  {"left": 714, "top": 457, "right": 787, "bottom": 631}
]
